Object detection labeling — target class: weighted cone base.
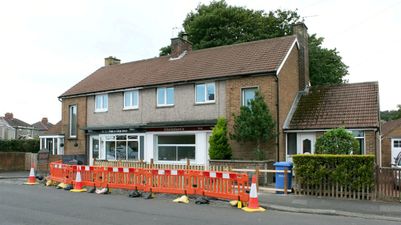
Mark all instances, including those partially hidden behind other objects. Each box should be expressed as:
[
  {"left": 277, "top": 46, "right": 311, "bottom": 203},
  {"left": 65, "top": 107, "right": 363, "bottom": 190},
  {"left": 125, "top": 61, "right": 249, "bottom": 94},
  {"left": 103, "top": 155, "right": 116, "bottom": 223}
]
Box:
[
  {"left": 24, "top": 182, "right": 39, "bottom": 185},
  {"left": 70, "top": 188, "right": 87, "bottom": 192},
  {"left": 242, "top": 207, "right": 266, "bottom": 212}
]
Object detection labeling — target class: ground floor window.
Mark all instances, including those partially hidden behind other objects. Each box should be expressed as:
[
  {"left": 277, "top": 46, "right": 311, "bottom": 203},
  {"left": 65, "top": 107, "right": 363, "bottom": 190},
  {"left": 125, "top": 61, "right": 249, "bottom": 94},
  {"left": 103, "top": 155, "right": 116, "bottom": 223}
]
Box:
[
  {"left": 93, "top": 134, "right": 143, "bottom": 161},
  {"left": 157, "top": 135, "right": 195, "bottom": 162},
  {"left": 39, "top": 136, "right": 64, "bottom": 155},
  {"left": 287, "top": 133, "right": 297, "bottom": 155},
  {"left": 351, "top": 130, "right": 365, "bottom": 155}
]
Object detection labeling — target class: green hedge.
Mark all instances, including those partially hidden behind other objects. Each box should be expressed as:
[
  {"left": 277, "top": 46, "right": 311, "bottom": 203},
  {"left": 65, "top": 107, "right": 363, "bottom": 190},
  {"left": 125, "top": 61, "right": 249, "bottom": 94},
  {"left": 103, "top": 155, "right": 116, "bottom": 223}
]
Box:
[
  {"left": 0, "top": 140, "right": 40, "bottom": 153},
  {"left": 292, "top": 154, "right": 375, "bottom": 190}
]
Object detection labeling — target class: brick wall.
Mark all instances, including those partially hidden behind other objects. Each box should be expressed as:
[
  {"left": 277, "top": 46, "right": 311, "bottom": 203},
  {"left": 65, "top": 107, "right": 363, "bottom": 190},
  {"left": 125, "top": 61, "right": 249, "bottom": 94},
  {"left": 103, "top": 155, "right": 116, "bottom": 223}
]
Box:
[
  {"left": 61, "top": 96, "right": 87, "bottom": 156},
  {"left": 278, "top": 47, "right": 300, "bottom": 161},
  {"left": 364, "top": 130, "right": 376, "bottom": 155},
  {"left": 225, "top": 47, "right": 300, "bottom": 161}
]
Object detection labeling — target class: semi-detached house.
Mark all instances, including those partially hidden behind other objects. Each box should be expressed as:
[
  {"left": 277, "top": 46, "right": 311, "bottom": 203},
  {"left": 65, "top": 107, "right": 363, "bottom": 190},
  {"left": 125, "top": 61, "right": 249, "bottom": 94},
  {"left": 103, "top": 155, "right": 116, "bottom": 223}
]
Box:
[{"left": 57, "top": 23, "right": 380, "bottom": 166}]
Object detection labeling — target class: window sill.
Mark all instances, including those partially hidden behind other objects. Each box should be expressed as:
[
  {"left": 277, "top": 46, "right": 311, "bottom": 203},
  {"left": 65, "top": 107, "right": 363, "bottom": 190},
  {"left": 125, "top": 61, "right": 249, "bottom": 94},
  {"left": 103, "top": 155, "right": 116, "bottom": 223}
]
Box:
[
  {"left": 194, "top": 101, "right": 216, "bottom": 106},
  {"left": 123, "top": 107, "right": 139, "bottom": 111},
  {"left": 156, "top": 105, "right": 175, "bottom": 108},
  {"left": 94, "top": 110, "right": 108, "bottom": 113},
  {"left": 67, "top": 137, "right": 77, "bottom": 140}
]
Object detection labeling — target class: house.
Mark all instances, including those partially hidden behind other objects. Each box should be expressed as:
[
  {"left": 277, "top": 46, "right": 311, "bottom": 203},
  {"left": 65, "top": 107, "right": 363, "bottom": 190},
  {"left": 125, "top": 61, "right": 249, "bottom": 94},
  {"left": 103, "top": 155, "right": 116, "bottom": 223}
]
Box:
[
  {"left": 0, "top": 118, "right": 15, "bottom": 140},
  {"left": 381, "top": 118, "right": 401, "bottom": 166},
  {"left": 39, "top": 121, "right": 64, "bottom": 155},
  {"left": 284, "top": 82, "right": 381, "bottom": 164},
  {"left": 1, "top": 113, "right": 35, "bottom": 139},
  {"left": 32, "top": 117, "right": 54, "bottom": 138},
  {"left": 57, "top": 23, "right": 380, "bottom": 166}
]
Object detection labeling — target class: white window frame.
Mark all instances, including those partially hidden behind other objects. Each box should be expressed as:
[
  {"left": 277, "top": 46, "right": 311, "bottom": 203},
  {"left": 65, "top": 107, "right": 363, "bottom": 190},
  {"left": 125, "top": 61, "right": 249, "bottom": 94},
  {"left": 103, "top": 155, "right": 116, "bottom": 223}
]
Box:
[
  {"left": 156, "top": 135, "right": 196, "bottom": 162},
  {"left": 195, "top": 82, "right": 216, "bottom": 104},
  {"left": 95, "top": 94, "right": 108, "bottom": 112},
  {"left": 241, "top": 87, "right": 258, "bottom": 106},
  {"left": 157, "top": 87, "right": 174, "bottom": 107},
  {"left": 69, "top": 105, "right": 77, "bottom": 138},
  {"left": 123, "top": 90, "right": 139, "bottom": 110}
]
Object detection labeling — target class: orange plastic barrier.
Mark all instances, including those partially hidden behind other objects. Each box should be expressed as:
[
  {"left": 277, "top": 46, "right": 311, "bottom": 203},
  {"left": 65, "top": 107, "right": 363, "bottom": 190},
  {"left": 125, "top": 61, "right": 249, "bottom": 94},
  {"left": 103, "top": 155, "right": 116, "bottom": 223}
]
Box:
[{"left": 49, "top": 162, "right": 249, "bottom": 202}]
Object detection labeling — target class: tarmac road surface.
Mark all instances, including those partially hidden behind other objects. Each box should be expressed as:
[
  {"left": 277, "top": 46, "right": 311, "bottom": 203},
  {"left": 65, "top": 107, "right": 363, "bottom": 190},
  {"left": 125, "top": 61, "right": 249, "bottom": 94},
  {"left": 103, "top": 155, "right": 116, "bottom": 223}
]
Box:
[{"left": 0, "top": 180, "right": 399, "bottom": 225}]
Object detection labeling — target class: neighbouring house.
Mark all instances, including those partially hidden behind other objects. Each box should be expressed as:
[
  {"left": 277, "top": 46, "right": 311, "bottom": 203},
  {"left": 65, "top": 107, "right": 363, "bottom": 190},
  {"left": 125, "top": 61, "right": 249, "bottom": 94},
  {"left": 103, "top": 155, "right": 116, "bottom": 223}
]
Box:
[
  {"left": 39, "top": 121, "right": 64, "bottom": 155},
  {"left": 381, "top": 118, "right": 401, "bottom": 167},
  {"left": 0, "top": 117, "right": 15, "bottom": 140},
  {"left": 1, "top": 113, "right": 35, "bottom": 139},
  {"left": 57, "top": 23, "right": 380, "bottom": 166},
  {"left": 32, "top": 117, "right": 54, "bottom": 138},
  {"left": 284, "top": 82, "right": 381, "bottom": 165}
]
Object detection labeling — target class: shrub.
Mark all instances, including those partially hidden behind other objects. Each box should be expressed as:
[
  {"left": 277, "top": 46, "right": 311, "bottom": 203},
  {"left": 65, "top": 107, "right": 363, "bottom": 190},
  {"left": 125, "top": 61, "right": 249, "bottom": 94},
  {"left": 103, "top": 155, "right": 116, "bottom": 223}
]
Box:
[
  {"left": 315, "top": 128, "right": 359, "bottom": 154},
  {"left": 292, "top": 154, "right": 375, "bottom": 190},
  {"left": 230, "top": 91, "right": 275, "bottom": 160},
  {"left": 209, "top": 117, "right": 232, "bottom": 159},
  {"left": 0, "top": 139, "right": 40, "bottom": 153}
]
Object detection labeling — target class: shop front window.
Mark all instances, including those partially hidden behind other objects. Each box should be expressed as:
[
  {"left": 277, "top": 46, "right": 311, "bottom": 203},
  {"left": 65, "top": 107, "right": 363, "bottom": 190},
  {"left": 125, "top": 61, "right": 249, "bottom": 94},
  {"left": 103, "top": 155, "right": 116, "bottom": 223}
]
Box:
[
  {"left": 97, "top": 134, "right": 141, "bottom": 161},
  {"left": 157, "top": 135, "right": 196, "bottom": 162}
]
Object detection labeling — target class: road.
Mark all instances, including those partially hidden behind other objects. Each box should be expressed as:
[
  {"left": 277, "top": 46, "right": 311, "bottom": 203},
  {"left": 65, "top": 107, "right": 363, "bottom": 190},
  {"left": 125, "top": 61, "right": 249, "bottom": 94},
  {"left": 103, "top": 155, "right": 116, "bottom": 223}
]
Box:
[{"left": 0, "top": 180, "right": 398, "bottom": 225}]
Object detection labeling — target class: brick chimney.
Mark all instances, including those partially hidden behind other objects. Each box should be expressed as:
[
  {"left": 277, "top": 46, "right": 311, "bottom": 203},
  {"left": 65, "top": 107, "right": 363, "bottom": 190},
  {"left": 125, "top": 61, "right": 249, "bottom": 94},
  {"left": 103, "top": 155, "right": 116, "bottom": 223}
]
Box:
[
  {"left": 41, "top": 117, "right": 48, "bottom": 125},
  {"left": 104, "top": 56, "right": 121, "bottom": 66},
  {"left": 292, "top": 23, "right": 310, "bottom": 91},
  {"left": 4, "top": 113, "right": 13, "bottom": 120},
  {"left": 170, "top": 34, "right": 192, "bottom": 58}
]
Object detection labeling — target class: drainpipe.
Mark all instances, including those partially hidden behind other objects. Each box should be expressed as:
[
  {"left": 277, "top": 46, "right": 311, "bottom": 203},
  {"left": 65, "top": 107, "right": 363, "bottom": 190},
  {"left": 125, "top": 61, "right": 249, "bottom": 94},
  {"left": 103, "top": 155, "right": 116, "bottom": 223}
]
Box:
[{"left": 275, "top": 76, "right": 280, "bottom": 162}]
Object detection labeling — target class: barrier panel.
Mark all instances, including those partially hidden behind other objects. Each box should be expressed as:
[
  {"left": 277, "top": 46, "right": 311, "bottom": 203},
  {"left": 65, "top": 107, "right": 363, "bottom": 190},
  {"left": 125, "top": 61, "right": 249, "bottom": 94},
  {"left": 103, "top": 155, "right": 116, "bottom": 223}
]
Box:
[{"left": 49, "top": 161, "right": 250, "bottom": 203}]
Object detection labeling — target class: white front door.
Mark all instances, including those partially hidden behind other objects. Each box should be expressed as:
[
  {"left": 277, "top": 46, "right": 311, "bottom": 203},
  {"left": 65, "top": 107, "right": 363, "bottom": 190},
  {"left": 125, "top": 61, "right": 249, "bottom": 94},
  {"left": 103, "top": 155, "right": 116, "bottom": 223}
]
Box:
[
  {"left": 297, "top": 133, "right": 316, "bottom": 155},
  {"left": 391, "top": 139, "right": 401, "bottom": 165}
]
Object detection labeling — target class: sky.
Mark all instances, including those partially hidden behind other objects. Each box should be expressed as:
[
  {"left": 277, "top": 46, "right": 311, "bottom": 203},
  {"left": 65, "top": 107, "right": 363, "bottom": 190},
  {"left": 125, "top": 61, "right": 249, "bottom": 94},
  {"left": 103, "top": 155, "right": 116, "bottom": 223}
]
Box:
[{"left": 0, "top": 0, "right": 400, "bottom": 124}]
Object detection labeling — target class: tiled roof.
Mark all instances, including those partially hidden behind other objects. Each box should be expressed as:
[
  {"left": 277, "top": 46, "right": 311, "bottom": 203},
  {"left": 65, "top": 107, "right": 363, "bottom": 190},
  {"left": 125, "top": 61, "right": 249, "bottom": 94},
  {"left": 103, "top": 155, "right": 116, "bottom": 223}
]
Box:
[
  {"left": 382, "top": 118, "right": 401, "bottom": 136},
  {"left": 32, "top": 121, "right": 53, "bottom": 131},
  {"left": 60, "top": 35, "right": 297, "bottom": 98},
  {"left": 43, "top": 121, "right": 62, "bottom": 135},
  {"left": 288, "top": 82, "right": 379, "bottom": 130},
  {"left": 3, "top": 117, "right": 32, "bottom": 128}
]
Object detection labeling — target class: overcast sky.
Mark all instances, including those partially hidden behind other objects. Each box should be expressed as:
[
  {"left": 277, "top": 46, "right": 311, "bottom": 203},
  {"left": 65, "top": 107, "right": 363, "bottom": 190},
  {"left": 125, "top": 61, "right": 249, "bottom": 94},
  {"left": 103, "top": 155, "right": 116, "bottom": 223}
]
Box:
[{"left": 0, "top": 0, "right": 400, "bottom": 124}]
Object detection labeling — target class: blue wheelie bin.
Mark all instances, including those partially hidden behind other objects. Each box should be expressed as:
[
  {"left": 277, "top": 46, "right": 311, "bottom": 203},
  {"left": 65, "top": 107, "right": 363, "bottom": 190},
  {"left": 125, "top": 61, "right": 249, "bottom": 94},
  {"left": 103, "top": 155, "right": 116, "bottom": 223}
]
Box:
[{"left": 273, "top": 162, "right": 293, "bottom": 193}]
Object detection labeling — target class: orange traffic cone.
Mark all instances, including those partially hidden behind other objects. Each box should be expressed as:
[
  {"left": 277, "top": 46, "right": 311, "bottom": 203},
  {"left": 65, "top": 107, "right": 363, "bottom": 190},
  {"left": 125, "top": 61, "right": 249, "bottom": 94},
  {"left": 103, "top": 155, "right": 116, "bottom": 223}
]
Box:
[
  {"left": 24, "top": 166, "right": 38, "bottom": 185},
  {"left": 70, "top": 168, "right": 87, "bottom": 192},
  {"left": 242, "top": 175, "right": 265, "bottom": 212}
]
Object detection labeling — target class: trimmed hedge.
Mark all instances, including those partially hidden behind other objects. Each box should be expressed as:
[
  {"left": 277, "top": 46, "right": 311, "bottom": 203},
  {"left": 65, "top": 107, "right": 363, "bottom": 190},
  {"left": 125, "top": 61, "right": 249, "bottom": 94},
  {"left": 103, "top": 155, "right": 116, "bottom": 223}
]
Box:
[
  {"left": 292, "top": 154, "right": 375, "bottom": 190},
  {"left": 0, "top": 140, "right": 40, "bottom": 153}
]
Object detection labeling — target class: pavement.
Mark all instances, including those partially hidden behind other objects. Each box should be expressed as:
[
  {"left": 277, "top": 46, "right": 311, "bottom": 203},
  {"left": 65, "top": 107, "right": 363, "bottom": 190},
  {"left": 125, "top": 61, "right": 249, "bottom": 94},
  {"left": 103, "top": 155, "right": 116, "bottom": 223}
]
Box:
[{"left": 1, "top": 170, "right": 401, "bottom": 222}]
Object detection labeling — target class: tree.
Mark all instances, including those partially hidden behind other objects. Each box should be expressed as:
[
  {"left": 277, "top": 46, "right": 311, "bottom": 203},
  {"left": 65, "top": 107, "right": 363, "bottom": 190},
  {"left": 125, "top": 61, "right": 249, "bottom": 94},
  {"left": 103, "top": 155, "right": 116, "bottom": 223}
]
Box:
[
  {"left": 309, "top": 34, "right": 348, "bottom": 85},
  {"left": 230, "top": 91, "right": 275, "bottom": 159},
  {"left": 159, "top": 0, "right": 348, "bottom": 86},
  {"left": 381, "top": 104, "right": 401, "bottom": 121},
  {"left": 315, "top": 128, "right": 359, "bottom": 155},
  {"left": 208, "top": 117, "right": 232, "bottom": 160}
]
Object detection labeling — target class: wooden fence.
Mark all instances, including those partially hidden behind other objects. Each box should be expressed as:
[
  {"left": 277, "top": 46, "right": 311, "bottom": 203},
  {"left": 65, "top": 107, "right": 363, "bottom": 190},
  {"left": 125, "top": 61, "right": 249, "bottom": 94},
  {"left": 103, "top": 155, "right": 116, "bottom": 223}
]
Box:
[
  {"left": 375, "top": 167, "right": 401, "bottom": 201},
  {"left": 293, "top": 177, "right": 374, "bottom": 200}
]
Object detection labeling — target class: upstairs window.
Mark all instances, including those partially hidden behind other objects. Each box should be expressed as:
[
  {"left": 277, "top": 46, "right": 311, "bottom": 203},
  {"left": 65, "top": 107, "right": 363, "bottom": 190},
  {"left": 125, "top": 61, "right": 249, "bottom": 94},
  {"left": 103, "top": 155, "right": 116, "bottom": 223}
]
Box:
[
  {"left": 241, "top": 87, "right": 258, "bottom": 107},
  {"left": 157, "top": 87, "right": 174, "bottom": 106},
  {"left": 95, "top": 94, "right": 108, "bottom": 112},
  {"left": 124, "top": 90, "right": 139, "bottom": 109},
  {"left": 69, "top": 105, "right": 77, "bottom": 138},
  {"left": 195, "top": 82, "right": 215, "bottom": 103}
]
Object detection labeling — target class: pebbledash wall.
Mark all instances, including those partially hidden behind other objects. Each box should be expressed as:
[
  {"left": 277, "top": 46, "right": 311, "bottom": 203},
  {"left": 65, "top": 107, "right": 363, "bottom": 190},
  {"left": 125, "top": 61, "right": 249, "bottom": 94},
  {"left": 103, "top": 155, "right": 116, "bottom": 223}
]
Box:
[
  {"left": 81, "top": 81, "right": 226, "bottom": 165},
  {"left": 87, "top": 81, "right": 226, "bottom": 125}
]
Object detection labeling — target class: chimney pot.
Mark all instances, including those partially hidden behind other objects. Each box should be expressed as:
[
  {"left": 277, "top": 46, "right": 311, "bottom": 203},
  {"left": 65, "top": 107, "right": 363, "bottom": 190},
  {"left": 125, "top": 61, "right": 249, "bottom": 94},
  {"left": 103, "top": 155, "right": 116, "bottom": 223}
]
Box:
[
  {"left": 4, "top": 113, "right": 13, "bottom": 120},
  {"left": 105, "top": 56, "right": 121, "bottom": 66},
  {"left": 41, "top": 117, "right": 48, "bottom": 124}
]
